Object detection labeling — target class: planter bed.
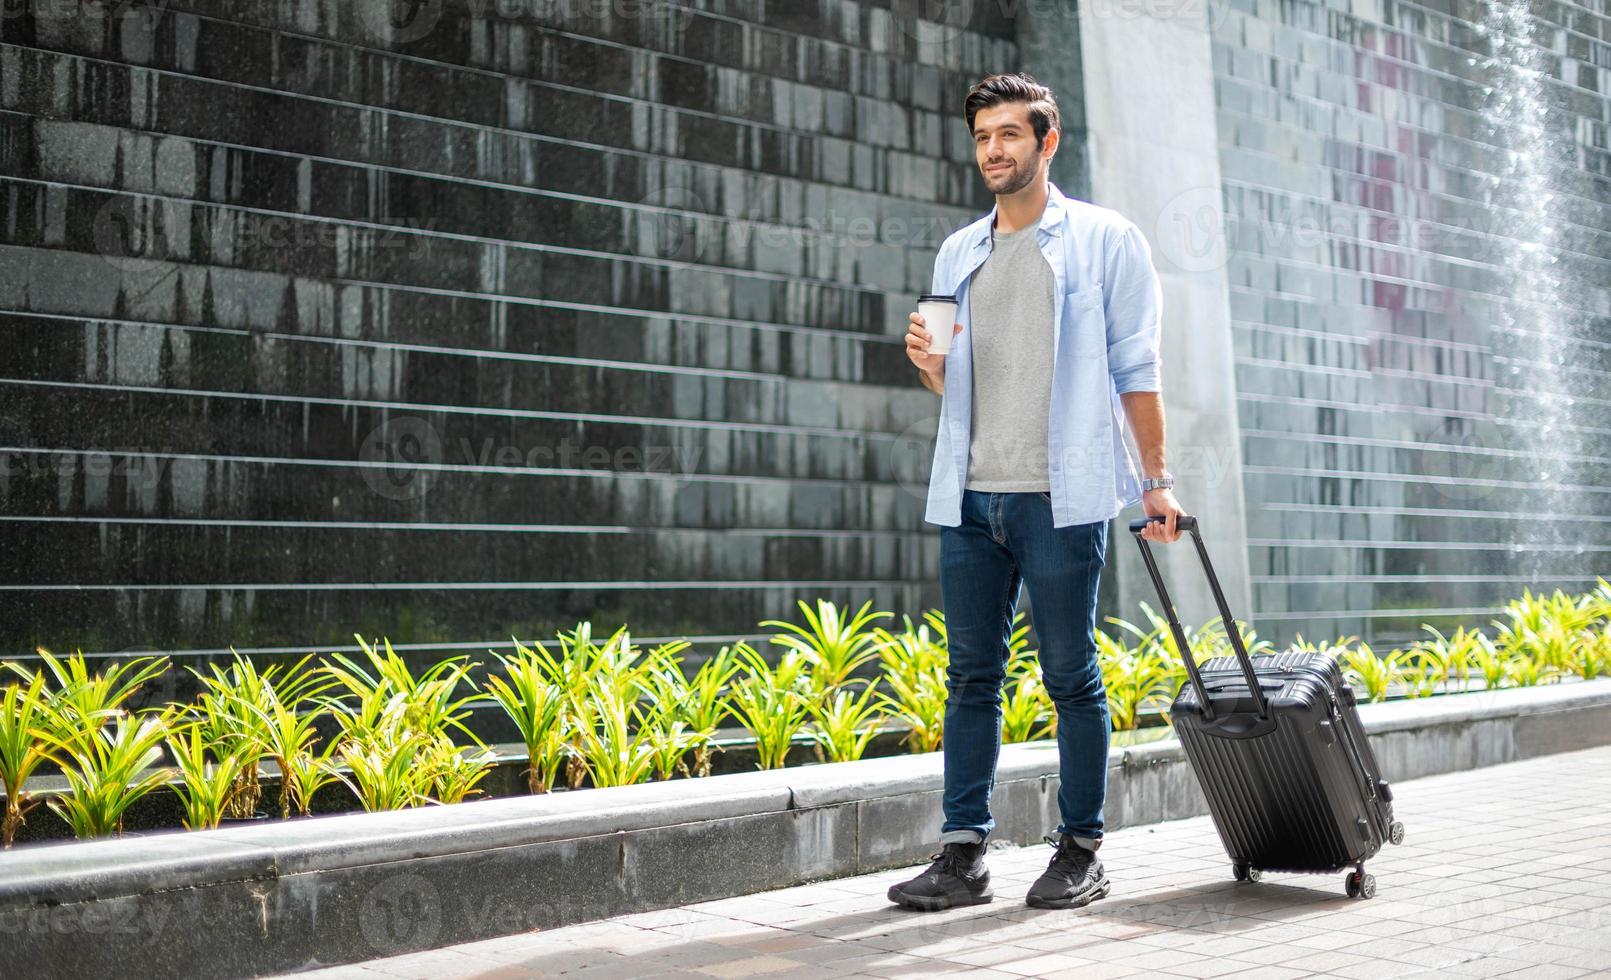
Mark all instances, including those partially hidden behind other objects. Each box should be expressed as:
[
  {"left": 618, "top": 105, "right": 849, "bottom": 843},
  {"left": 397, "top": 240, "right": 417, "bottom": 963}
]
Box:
[{"left": 2, "top": 679, "right": 1608, "bottom": 979}]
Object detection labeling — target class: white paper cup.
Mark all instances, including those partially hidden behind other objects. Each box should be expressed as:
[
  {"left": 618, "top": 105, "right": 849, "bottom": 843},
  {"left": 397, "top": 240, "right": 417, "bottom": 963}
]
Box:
[{"left": 917, "top": 294, "right": 959, "bottom": 355}]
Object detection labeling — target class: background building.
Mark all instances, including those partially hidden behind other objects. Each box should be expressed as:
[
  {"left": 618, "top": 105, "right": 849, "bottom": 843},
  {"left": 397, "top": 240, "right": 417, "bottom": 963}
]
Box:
[{"left": 1, "top": 0, "right": 1606, "bottom": 665}]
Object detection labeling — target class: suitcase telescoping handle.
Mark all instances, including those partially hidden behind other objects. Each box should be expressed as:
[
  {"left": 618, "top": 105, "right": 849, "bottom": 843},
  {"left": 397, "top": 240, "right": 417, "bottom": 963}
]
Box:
[{"left": 1127, "top": 514, "right": 1269, "bottom": 722}]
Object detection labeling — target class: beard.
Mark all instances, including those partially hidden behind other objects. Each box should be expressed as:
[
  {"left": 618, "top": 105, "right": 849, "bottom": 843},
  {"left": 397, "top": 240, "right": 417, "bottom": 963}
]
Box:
[{"left": 982, "top": 153, "right": 1038, "bottom": 195}]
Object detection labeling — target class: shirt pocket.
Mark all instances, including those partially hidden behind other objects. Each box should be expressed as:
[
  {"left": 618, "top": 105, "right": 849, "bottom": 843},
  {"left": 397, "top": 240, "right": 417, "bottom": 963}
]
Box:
[{"left": 1064, "top": 284, "right": 1107, "bottom": 358}]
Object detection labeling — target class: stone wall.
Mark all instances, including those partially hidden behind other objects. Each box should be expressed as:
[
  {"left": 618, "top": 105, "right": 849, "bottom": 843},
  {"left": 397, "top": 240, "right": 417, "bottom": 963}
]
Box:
[
  {"left": 2, "top": 0, "right": 1605, "bottom": 658},
  {"left": 1209, "top": 0, "right": 1611, "bottom": 643},
  {"left": 0, "top": 0, "right": 1014, "bottom": 655}
]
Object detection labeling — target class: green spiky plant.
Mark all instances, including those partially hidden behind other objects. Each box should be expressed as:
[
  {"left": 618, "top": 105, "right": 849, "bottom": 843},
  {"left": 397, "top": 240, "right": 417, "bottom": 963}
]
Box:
[
  {"left": 1503, "top": 655, "right": 1556, "bottom": 688},
  {"left": 165, "top": 721, "right": 244, "bottom": 831},
  {"left": 1399, "top": 653, "right": 1442, "bottom": 699},
  {"left": 421, "top": 735, "right": 498, "bottom": 805},
  {"left": 1588, "top": 577, "right": 1611, "bottom": 626},
  {"left": 325, "top": 679, "right": 409, "bottom": 748},
  {"left": 804, "top": 682, "right": 887, "bottom": 763},
  {"left": 1500, "top": 587, "right": 1597, "bottom": 636},
  {"left": 1412, "top": 625, "right": 1488, "bottom": 693},
  {"left": 1099, "top": 639, "right": 1176, "bottom": 731},
  {"left": 483, "top": 640, "right": 571, "bottom": 794},
  {"left": 10, "top": 647, "right": 169, "bottom": 740},
  {"left": 569, "top": 685, "right": 661, "bottom": 788},
  {"left": 0, "top": 672, "right": 53, "bottom": 848},
  {"left": 331, "top": 727, "right": 437, "bottom": 811},
  {"left": 760, "top": 598, "right": 891, "bottom": 700},
  {"left": 1001, "top": 655, "right": 1055, "bottom": 743},
  {"left": 630, "top": 642, "right": 714, "bottom": 781},
  {"left": 1338, "top": 644, "right": 1405, "bottom": 703},
  {"left": 1288, "top": 633, "right": 1362, "bottom": 660},
  {"left": 189, "top": 652, "right": 329, "bottom": 819},
  {"left": 1471, "top": 633, "right": 1509, "bottom": 691},
  {"left": 1573, "top": 624, "right": 1610, "bottom": 680},
  {"left": 724, "top": 645, "right": 813, "bottom": 771},
  {"left": 324, "top": 637, "right": 482, "bottom": 746},
  {"left": 1194, "top": 615, "right": 1277, "bottom": 662},
  {"left": 545, "top": 623, "right": 650, "bottom": 789},
  {"left": 278, "top": 738, "right": 344, "bottom": 818},
  {"left": 244, "top": 686, "right": 339, "bottom": 819},
  {"left": 871, "top": 613, "right": 949, "bottom": 754},
  {"left": 683, "top": 643, "right": 744, "bottom": 777},
  {"left": 39, "top": 707, "right": 177, "bottom": 838},
  {"left": 1106, "top": 604, "right": 1201, "bottom": 703}
]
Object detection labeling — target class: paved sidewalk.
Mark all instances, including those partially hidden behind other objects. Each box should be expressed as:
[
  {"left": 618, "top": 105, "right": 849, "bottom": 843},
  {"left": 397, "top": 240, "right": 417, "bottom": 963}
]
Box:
[{"left": 291, "top": 745, "right": 1611, "bottom": 979}]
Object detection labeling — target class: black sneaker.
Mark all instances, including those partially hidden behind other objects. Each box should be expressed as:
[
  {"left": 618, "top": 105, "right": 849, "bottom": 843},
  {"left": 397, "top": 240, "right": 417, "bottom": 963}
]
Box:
[
  {"left": 1025, "top": 833, "right": 1111, "bottom": 909},
  {"left": 887, "top": 841, "right": 993, "bottom": 911}
]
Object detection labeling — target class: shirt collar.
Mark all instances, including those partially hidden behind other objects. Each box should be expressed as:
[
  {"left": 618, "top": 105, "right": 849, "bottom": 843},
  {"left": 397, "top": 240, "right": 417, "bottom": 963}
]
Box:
[{"left": 969, "top": 179, "right": 1068, "bottom": 251}]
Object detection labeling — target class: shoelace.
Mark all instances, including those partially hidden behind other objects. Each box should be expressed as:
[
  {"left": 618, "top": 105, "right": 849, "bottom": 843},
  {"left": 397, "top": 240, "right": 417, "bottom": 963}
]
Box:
[
  {"left": 1042, "top": 834, "right": 1092, "bottom": 876},
  {"left": 924, "top": 845, "right": 978, "bottom": 879}
]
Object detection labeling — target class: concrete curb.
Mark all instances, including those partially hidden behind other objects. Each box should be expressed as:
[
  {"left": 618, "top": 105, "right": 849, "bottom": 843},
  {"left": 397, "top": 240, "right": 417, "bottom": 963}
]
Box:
[{"left": 4, "top": 679, "right": 1609, "bottom": 978}]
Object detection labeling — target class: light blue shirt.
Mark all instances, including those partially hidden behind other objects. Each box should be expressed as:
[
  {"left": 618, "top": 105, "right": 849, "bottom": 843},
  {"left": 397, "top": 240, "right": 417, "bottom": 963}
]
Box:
[{"left": 924, "top": 181, "right": 1165, "bottom": 529}]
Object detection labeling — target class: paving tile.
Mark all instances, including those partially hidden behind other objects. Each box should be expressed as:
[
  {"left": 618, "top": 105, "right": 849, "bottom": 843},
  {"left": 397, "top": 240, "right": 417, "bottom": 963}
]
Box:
[
  {"left": 269, "top": 746, "right": 1611, "bottom": 980},
  {"left": 1495, "top": 965, "right": 1593, "bottom": 979}
]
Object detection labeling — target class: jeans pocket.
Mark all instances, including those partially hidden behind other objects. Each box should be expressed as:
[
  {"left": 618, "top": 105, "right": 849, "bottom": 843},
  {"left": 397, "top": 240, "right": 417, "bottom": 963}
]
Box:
[{"left": 1037, "top": 491, "right": 1053, "bottom": 504}]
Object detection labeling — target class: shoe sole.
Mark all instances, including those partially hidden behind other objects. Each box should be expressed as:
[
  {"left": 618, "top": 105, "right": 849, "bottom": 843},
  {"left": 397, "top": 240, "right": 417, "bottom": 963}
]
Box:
[
  {"left": 886, "top": 884, "right": 995, "bottom": 912},
  {"left": 1024, "top": 875, "right": 1111, "bottom": 910}
]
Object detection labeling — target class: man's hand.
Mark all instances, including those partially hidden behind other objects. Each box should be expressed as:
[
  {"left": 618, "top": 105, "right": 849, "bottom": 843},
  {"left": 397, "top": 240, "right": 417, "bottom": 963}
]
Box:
[
  {"left": 905, "top": 312, "right": 961, "bottom": 383},
  {"left": 1139, "top": 487, "right": 1186, "bottom": 543}
]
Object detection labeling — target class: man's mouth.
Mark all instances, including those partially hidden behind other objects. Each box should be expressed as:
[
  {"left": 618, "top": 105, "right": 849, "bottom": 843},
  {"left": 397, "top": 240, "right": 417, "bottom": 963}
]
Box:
[{"left": 986, "top": 163, "right": 1011, "bottom": 172}]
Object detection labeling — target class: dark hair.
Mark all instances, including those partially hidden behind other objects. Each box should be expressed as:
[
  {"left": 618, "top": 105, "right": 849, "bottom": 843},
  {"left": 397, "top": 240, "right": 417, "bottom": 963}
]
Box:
[{"left": 964, "top": 73, "right": 1060, "bottom": 148}]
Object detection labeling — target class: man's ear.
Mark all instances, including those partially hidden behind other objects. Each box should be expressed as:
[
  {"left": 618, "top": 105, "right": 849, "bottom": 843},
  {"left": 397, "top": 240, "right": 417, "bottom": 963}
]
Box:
[{"left": 1041, "top": 127, "right": 1060, "bottom": 162}]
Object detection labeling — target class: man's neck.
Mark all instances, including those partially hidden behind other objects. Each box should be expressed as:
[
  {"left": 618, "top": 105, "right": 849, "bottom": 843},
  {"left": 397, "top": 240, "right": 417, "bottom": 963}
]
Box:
[{"left": 993, "top": 178, "right": 1050, "bottom": 236}]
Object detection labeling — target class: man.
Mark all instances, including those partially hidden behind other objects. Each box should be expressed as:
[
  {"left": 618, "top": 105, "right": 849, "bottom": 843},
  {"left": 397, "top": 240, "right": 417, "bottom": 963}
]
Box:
[{"left": 887, "top": 73, "right": 1186, "bottom": 912}]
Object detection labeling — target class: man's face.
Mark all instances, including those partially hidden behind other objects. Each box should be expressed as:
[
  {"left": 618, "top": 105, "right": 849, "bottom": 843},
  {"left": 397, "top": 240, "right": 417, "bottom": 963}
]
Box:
[{"left": 973, "top": 102, "right": 1054, "bottom": 196}]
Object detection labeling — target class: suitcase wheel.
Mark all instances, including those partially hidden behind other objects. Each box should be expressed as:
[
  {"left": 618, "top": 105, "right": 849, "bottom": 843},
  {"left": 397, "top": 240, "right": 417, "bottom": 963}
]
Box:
[
  {"left": 1232, "top": 861, "right": 1262, "bottom": 883},
  {"left": 1389, "top": 821, "right": 1405, "bottom": 845},
  {"left": 1345, "top": 871, "right": 1376, "bottom": 899}
]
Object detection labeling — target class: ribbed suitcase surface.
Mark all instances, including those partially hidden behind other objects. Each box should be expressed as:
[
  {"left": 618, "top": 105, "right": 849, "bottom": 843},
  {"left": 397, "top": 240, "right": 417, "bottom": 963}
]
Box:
[
  {"left": 1172, "top": 654, "right": 1390, "bottom": 872},
  {"left": 1128, "top": 516, "right": 1403, "bottom": 897}
]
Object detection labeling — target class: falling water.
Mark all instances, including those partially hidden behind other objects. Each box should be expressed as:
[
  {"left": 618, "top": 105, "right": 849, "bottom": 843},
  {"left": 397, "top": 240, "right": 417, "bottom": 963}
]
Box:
[{"left": 1470, "top": 0, "right": 1585, "bottom": 586}]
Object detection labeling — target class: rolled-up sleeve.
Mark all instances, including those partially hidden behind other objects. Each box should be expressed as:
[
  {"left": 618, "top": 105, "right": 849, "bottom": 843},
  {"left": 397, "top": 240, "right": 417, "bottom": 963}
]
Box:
[{"left": 1103, "top": 222, "right": 1164, "bottom": 394}]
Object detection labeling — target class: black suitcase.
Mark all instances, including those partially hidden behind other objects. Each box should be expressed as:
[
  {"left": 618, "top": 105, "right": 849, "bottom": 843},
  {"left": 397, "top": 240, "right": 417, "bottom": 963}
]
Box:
[{"left": 1128, "top": 514, "right": 1405, "bottom": 899}]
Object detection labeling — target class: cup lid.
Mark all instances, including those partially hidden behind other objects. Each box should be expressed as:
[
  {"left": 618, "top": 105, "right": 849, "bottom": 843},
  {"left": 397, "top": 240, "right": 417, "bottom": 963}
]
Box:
[{"left": 917, "top": 294, "right": 957, "bottom": 303}]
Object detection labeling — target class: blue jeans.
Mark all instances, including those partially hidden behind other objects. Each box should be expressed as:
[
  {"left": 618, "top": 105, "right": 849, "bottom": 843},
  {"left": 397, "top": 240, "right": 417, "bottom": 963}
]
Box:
[{"left": 937, "top": 489, "right": 1111, "bottom": 850}]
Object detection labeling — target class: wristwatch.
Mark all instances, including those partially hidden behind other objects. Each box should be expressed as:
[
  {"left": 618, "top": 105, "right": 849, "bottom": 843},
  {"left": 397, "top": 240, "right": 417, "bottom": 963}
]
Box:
[{"left": 1141, "top": 473, "right": 1174, "bottom": 492}]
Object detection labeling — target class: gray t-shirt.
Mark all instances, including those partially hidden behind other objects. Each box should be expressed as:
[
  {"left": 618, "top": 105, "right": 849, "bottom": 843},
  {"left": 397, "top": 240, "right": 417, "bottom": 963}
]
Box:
[{"left": 964, "top": 219, "right": 1056, "bottom": 492}]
